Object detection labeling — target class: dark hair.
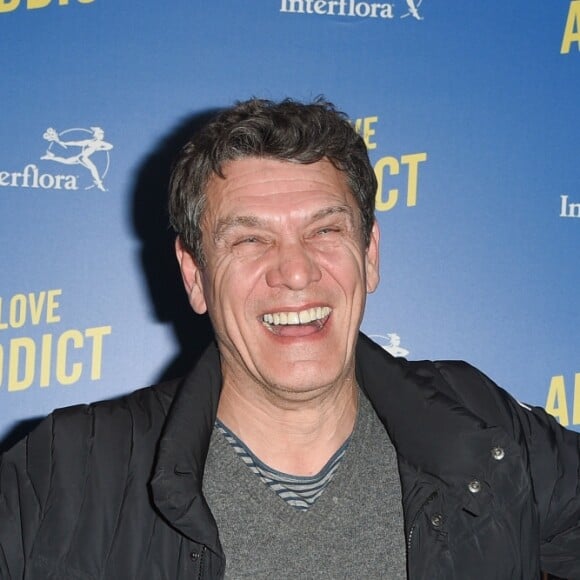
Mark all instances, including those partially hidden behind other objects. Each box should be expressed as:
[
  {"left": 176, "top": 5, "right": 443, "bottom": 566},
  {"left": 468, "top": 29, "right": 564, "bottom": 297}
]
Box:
[{"left": 168, "top": 97, "right": 376, "bottom": 266}]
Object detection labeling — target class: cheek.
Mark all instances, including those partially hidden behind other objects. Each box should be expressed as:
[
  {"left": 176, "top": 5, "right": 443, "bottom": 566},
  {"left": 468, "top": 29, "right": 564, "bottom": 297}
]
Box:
[
  {"left": 210, "top": 259, "right": 264, "bottom": 315},
  {"left": 319, "top": 248, "right": 367, "bottom": 287}
]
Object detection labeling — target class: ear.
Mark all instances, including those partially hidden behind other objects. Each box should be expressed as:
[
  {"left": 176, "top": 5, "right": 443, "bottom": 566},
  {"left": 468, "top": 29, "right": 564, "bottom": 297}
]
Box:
[
  {"left": 175, "top": 237, "right": 208, "bottom": 314},
  {"left": 365, "top": 221, "right": 380, "bottom": 293}
]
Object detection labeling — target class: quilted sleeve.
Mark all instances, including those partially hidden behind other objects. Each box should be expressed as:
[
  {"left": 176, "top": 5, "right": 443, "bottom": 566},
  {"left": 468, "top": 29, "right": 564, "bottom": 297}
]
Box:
[
  {"left": 438, "top": 361, "right": 580, "bottom": 578},
  {"left": 0, "top": 415, "right": 54, "bottom": 579},
  {"left": 520, "top": 402, "right": 580, "bottom": 578}
]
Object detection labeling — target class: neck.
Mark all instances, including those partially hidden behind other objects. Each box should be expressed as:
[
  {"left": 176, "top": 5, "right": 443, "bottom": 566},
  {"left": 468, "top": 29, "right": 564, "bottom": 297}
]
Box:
[{"left": 216, "top": 377, "right": 358, "bottom": 476}]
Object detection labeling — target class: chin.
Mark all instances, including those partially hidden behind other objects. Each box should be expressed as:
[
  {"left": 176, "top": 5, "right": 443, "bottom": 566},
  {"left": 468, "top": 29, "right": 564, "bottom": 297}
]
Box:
[{"left": 263, "top": 365, "right": 345, "bottom": 396}]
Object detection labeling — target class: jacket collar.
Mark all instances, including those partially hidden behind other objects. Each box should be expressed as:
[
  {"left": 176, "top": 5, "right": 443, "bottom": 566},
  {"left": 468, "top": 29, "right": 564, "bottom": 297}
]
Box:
[
  {"left": 151, "top": 334, "right": 497, "bottom": 550},
  {"left": 356, "top": 333, "right": 503, "bottom": 483},
  {"left": 150, "top": 342, "right": 224, "bottom": 556}
]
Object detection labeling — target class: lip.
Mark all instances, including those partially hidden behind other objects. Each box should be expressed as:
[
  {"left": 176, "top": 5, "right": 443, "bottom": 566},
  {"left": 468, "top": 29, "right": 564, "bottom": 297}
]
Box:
[
  {"left": 261, "top": 305, "right": 332, "bottom": 326},
  {"left": 260, "top": 304, "right": 332, "bottom": 338}
]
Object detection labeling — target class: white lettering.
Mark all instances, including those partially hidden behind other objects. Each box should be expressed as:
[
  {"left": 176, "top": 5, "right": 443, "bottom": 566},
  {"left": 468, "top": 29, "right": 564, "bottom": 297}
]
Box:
[
  {"left": 39, "top": 173, "right": 55, "bottom": 189},
  {"left": 560, "top": 194, "right": 580, "bottom": 218},
  {"left": 280, "top": 0, "right": 305, "bottom": 13},
  {"left": 355, "top": 1, "right": 370, "bottom": 16},
  {"left": 63, "top": 175, "right": 77, "bottom": 190},
  {"left": 313, "top": 0, "right": 326, "bottom": 14},
  {"left": 380, "top": 3, "right": 392, "bottom": 17},
  {"left": 327, "top": 0, "right": 339, "bottom": 14},
  {"left": 561, "top": 194, "right": 569, "bottom": 217},
  {"left": 22, "top": 164, "right": 38, "bottom": 188},
  {"left": 280, "top": 0, "right": 394, "bottom": 18},
  {"left": 0, "top": 164, "right": 78, "bottom": 190}
]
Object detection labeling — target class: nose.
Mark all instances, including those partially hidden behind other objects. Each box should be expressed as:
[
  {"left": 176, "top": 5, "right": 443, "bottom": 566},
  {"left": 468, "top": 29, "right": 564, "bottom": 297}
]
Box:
[{"left": 265, "top": 240, "right": 322, "bottom": 290}]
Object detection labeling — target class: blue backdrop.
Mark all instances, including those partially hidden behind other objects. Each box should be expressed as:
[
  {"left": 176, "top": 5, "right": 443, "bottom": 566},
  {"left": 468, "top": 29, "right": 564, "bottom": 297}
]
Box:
[{"left": 1, "top": 0, "right": 579, "bottom": 446}]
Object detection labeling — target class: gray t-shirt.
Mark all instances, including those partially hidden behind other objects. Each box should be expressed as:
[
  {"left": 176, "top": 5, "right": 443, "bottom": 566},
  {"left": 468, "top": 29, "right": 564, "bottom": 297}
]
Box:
[{"left": 203, "top": 392, "right": 407, "bottom": 579}]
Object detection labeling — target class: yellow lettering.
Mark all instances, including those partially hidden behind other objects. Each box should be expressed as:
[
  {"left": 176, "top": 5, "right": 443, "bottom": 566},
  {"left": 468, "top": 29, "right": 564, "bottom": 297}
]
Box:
[
  {"left": 0, "top": 298, "right": 7, "bottom": 330},
  {"left": 9, "top": 294, "right": 27, "bottom": 328},
  {"left": 561, "top": 0, "right": 580, "bottom": 54},
  {"left": 8, "top": 337, "right": 35, "bottom": 392},
  {"left": 374, "top": 152, "right": 428, "bottom": 211},
  {"left": 401, "top": 153, "right": 428, "bottom": 206},
  {"left": 56, "top": 330, "right": 83, "bottom": 385},
  {"left": 353, "top": 116, "right": 379, "bottom": 149},
  {"left": 1, "top": 323, "right": 112, "bottom": 390},
  {"left": 46, "top": 289, "right": 62, "bottom": 323},
  {"left": 0, "top": 0, "right": 19, "bottom": 12},
  {"left": 1, "top": 0, "right": 93, "bottom": 10},
  {"left": 27, "top": 0, "right": 50, "bottom": 8},
  {"left": 545, "top": 375, "right": 570, "bottom": 426},
  {"left": 39, "top": 333, "right": 53, "bottom": 387},
  {"left": 28, "top": 291, "right": 46, "bottom": 325},
  {"left": 374, "top": 156, "right": 400, "bottom": 211},
  {"left": 363, "top": 116, "right": 378, "bottom": 149},
  {"left": 0, "top": 290, "right": 62, "bottom": 329},
  {"left": 572, "top": 373, "right": 580, "bottom": 424},
  {"left": 85, "top": 325, "right": 111, "bottom": 380}
]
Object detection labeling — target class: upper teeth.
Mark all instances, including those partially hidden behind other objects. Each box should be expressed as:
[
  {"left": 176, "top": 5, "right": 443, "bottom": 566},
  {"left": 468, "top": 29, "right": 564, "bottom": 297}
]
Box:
[{"left": 262, "top": 306, "right": 331, "bottom": 326}]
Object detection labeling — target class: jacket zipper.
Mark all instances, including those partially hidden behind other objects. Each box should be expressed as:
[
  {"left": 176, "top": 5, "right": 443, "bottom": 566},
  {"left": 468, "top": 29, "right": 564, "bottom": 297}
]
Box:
[{"left": 407, "top": 490, "right": 438, "bottom": 551}]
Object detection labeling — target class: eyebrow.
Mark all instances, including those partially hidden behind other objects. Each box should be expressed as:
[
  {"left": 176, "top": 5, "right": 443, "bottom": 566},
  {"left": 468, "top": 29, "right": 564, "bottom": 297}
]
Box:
[
  {"left": 213, "top": 205, "right": 355, "bottom": 241},
  {"left": 214, "top": 215, "right": 265, "bottom": 242},
  {"left": 311, "top": 205, "right": 353, "bottom": 221}
]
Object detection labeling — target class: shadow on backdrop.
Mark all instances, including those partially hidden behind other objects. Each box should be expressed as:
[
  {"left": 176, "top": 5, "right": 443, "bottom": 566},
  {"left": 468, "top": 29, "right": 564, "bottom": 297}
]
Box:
[
  {"left": 0, "top": 109, "right": 221, "bottom": 455},
  {"left": 0, "top": 417, "right": 43, "bottom": 454},
  {"left": 0, "top": 111, "right": 571, "bottom": 580},
  {"left": 131, "top": 108, "right": 221, "bottom": 382}
]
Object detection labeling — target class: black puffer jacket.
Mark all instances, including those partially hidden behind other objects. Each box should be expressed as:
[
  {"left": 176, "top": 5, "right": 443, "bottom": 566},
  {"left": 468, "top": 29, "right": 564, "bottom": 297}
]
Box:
[{"left": 1, "top": 335, "right": 579, "bottom": 579}]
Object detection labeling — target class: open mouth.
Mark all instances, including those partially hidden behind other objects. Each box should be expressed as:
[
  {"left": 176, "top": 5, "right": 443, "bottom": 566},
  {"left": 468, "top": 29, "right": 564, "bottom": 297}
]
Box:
[{"left": 262, "top": 306, "right": 332, "bottom": 333}]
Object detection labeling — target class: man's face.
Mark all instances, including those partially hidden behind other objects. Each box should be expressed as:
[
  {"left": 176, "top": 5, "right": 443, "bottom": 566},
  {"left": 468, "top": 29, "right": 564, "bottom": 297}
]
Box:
[{"left": 177, "top": 157, "right": 379, "bottom": 399}]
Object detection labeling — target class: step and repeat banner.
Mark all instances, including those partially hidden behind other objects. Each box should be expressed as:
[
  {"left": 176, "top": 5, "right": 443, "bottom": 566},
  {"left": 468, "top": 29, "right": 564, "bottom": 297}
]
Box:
[{"left": 1, "top": 1, "right": 579, "bottom": 447}]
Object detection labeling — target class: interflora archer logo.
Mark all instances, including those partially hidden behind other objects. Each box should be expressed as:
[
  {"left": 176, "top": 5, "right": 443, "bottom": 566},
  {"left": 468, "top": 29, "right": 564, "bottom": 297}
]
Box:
[
  {"left": 0, "top": 125, "right": 113, "bottom": 191},
  {"left": 279, "top": 0, "right": 425, "bottom": 19},
  {"left": 41, "top": 126, "right": 113, "bottom": 191},
  {"left": 402, "top": 0, "right": 423, "bottom": 20},
  {"left": 369, "top": 333, "right": 410, "bottom": 358}
]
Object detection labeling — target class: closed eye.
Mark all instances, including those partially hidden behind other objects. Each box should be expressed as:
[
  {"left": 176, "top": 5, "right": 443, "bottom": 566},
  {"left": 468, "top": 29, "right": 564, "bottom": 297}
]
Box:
[
  {"left": 317, "top": 227, "right": 340, "bottom": 235},
  {"left": 230, "top": 235, "right": 272, "bottom": 256},
  {"left": 234, "top": 236, "right": 260, "bottom": 245}
]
